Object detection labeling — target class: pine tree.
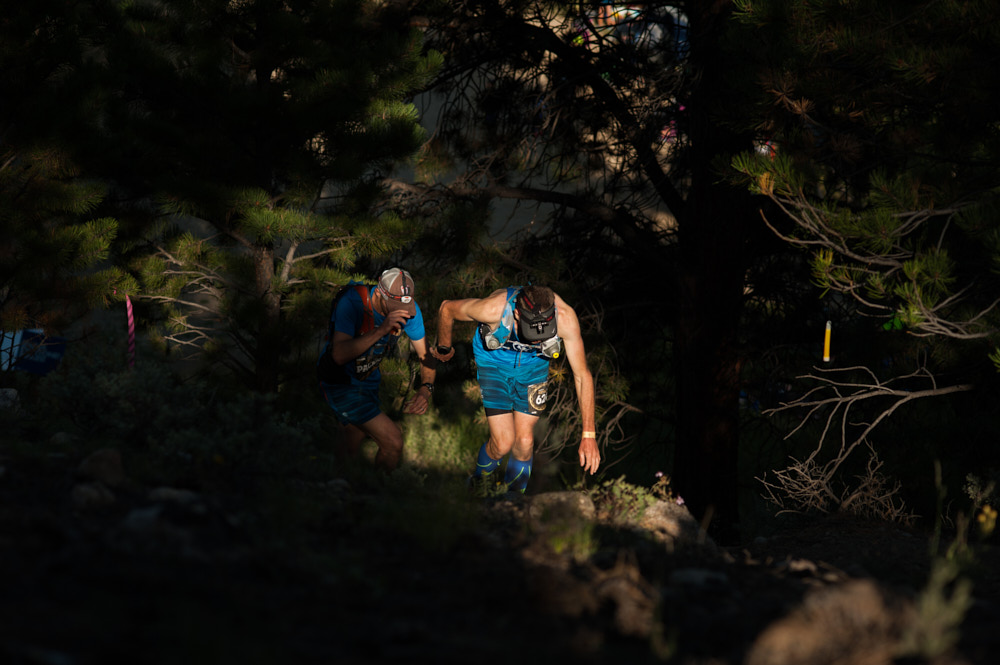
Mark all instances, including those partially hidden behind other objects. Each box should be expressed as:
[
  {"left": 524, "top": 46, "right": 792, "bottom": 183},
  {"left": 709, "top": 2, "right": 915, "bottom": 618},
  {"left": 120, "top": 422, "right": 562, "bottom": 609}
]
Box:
[
  {"left": 729, "top": 0, "right": 1000, "bottom": 513},
  {"left": 0, "top": 148, "right": 133, "bottom": 347},
  {"left": 38, "top": 0, "right": 441, "bottom": 392},
  {"left": 733, "top": 0, "right": 1000, "bottom": 345},
  {"left": 0, "top": 2, "right": 135, "bottom": 369}
]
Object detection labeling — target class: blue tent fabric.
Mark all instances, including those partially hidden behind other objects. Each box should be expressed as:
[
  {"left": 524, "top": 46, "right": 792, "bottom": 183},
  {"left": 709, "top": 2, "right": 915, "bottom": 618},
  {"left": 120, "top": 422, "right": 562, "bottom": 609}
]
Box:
[
  {"left": 0, "top": 329, "right": 66, "bottom": 375},
  {"left": 0, "top": 330, "right": 22, "bottom": 371}
]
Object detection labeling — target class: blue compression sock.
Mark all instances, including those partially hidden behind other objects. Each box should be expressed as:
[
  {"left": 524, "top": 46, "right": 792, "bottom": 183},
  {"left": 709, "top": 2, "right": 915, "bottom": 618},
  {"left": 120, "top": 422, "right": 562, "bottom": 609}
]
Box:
[
  {"left": 474, "top": 442, "right": 502, "bottom": 477},
  {"left": 504, "top": 457, "right": 533, "bottom": 493}
]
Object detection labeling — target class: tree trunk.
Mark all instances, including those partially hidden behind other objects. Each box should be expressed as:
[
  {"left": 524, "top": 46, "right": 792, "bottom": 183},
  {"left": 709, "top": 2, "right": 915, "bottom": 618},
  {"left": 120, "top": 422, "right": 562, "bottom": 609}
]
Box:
[
  {"left": 673, "top": 192, "right": 747, "bottom": 542},
  {"left": 671, "top": 0, "right": 753, "bottom": 543},
  {"left": 253, "top": 244, "right": 282, "bottom": 393}
]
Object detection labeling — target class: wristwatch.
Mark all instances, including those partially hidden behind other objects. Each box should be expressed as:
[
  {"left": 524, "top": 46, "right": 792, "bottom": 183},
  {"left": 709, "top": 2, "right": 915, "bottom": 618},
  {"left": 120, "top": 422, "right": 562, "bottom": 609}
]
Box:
[{"left": 421, "top": 382, "right": 435, "bottom": 394}]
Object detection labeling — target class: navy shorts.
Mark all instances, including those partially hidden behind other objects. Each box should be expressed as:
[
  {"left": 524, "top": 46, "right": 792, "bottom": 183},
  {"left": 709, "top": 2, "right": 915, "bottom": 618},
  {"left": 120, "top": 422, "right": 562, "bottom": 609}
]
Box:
[
  {"left": 476, "top": 362, "right": 549, "bottom": 416},
  {"left": 320, "top": 382, "right": 381, "bottom": 425}
]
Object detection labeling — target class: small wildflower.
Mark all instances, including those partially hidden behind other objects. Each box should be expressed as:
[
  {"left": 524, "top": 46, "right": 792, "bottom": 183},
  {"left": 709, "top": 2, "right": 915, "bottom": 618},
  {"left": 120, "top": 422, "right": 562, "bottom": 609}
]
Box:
[
  {"left": 977, "top": 505, "right": 997, "bottom": 539},
  {"left": 675, "top": 495, "right": 685, "bottom": 506},
  {"left": 654, "top": 471, "right": 664, "bottom": 479}
]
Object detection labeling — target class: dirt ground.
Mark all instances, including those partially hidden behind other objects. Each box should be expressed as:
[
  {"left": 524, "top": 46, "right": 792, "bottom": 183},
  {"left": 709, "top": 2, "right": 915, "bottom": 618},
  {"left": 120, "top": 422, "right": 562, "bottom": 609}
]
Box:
[{"left": 1, "top": 451, "right": 998, "bottom": 665}]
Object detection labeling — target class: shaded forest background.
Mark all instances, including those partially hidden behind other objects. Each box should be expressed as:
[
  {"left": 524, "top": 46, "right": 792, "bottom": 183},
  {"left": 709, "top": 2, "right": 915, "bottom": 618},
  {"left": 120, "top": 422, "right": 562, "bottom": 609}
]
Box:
[{"left": 3, "top": 1, "right": 1000, "bottom": 661}]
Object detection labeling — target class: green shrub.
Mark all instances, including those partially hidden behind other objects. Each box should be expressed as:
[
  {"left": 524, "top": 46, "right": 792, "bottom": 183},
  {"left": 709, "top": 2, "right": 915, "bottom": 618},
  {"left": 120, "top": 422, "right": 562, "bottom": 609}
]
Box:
[
  {"left": 20, "top": 338, "right": 328, "bottom": 489},
  {"left": 586, "top": 475, "right": 658, "bottom": 524}
]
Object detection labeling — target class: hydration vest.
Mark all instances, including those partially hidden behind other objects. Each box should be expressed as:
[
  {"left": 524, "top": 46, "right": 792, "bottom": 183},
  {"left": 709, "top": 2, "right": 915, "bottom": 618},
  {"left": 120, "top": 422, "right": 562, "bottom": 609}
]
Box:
[
  {"left": 480, "top": 287, "right": 519, "bottom": 350},
  {"left": 479, "top": 286, "right": 562, "bottom": 359}
]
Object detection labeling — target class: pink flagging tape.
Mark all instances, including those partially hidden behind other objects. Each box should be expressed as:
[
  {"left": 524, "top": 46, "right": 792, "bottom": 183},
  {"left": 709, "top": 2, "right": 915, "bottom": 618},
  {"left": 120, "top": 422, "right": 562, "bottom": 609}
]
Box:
[{"left": 126, "top": 294, "right": 135, "bottom": 368}]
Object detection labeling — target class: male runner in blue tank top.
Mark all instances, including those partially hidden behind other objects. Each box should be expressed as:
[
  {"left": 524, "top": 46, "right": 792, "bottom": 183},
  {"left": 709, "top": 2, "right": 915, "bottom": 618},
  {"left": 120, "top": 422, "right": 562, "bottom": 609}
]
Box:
[
  {"left": 317, "top": 268, "right": 436, "bottom": 472},
  {"left": 432, "top": 284, "right": 600, "bottom": 492}
]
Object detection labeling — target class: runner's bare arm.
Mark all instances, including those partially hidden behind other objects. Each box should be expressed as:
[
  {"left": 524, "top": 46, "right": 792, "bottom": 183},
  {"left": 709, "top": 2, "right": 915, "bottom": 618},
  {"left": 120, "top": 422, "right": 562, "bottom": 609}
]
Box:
[
  {"left": 555, "top": 295, "right": 600, "bottom": 475},
  {"left": 434, "top": 289, "right": 508, "bottom": 354}
]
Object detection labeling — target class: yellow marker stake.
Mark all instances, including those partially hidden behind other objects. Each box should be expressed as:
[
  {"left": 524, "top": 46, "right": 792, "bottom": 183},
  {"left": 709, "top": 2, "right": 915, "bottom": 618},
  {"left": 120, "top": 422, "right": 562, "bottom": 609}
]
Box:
[{"left": 823, "top": 320, "right": 832, "bottom": 362}]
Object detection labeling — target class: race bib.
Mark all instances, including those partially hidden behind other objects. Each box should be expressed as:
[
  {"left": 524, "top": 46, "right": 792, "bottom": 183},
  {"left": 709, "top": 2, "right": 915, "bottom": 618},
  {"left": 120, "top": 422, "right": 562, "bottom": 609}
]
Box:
[{"left": 527, "top": 382, "right": 548, "bottom": 412}]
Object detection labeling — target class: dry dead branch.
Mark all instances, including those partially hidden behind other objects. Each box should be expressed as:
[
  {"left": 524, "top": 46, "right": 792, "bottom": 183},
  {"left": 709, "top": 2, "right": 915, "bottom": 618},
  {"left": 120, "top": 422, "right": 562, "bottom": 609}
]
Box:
[{"left": 758, "top": 363, "right": 972, "bottom": 520}]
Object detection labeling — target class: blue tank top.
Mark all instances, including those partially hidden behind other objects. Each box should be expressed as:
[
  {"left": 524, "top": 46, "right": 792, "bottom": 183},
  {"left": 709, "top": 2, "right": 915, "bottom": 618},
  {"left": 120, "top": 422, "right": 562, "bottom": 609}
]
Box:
[{"left": 473, "top": 286, "right": 549, "bottom": 371}]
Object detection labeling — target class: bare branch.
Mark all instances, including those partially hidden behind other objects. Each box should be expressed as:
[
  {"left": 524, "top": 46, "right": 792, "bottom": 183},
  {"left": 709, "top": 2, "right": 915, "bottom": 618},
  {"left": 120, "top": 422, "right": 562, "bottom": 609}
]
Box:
[{"left": 760, "top": 363, "right": 972, "bottom": 518}]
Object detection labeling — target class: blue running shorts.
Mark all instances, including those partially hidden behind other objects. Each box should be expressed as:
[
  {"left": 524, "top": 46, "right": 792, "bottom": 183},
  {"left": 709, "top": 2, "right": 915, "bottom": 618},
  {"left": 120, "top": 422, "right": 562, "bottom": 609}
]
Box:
[
  {"left": 476, "top": 362, "right": 549, "bottom": 416},
  {"left": 320, "top": 382, "right": 381, "bottom": 425}
]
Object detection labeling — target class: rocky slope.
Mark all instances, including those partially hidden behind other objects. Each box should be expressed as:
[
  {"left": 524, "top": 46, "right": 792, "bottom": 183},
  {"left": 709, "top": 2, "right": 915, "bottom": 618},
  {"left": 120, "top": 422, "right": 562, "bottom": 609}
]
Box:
[{"left": 1, "top": 448, "right": 998, "bottom": 665}]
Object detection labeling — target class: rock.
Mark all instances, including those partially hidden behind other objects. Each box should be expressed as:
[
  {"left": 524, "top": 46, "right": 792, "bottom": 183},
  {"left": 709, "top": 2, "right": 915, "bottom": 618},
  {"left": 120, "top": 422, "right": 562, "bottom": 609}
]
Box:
[
  {"left": 327, "top": 478, "right": 351, "bottom": 492},
  {"left": 526, "top": 491, "right": 597, "bottom": 529},
  {"left": 49, "top": 431, "right": 76, "bottom": 447},
  {"left": 0, "top": 388, "right": 20, "bottom": 412},
  {"left": 668, "top": 567, "right": 729, "bottom": 587},
  {"left": 595, "top": 556, "right": 659, "bottom": 637},
  {"left": 745, "top": 579, "right": 915, "bottom": 665},
  {"left": 121, "top": 505, "right": 165, "bottom": 532},
  {"left": 71, "top": 481, "right": 116, "bottom": 510},
  {"left": 639, "top": 498, "right": 714, "bottom": 551},
  {"left": 77, "top": 448, "right": 126, "bottom": 488},
  {"left": 148, "top": 487, "right": 200, "bottom": 504},
  {"left": 527, "top": 562, "right": 600, "bottom": 617}
]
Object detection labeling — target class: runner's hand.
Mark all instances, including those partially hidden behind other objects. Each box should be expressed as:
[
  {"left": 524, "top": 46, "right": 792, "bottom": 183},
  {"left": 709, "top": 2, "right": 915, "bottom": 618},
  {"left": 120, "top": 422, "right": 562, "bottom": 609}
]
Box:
[
  {"left": 579, "top": 437, "right": 601, "bottom": 475},
  {"left": 403, "top": 392, "right": 430, "bottom": 415},
  {"left": 379, "top": 310, "right": 411, "bottom": 335}
]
